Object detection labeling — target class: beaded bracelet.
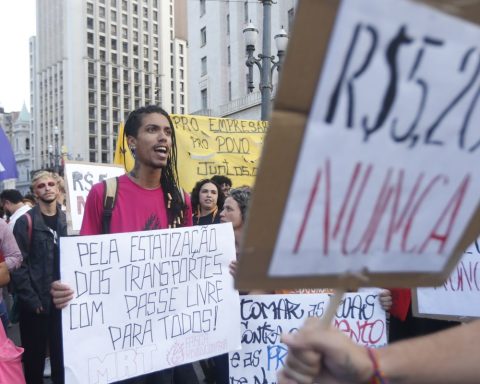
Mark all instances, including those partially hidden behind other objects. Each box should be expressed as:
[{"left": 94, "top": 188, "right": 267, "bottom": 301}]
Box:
[{"left": 366, "top": 348, "right": 389, "bottom": 384}]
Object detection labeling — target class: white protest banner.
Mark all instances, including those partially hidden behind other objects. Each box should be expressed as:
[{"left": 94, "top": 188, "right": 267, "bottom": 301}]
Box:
[
  {"left": 415, "top": 239, "right": 480, "bottom": 319},
  {"left": 63, "top": 161, "right": 125, "bottom": 233},
  {"left": 230, "top": 292, "right": 386, "bottom": 383},
  {"left": 60, "top": 223, "right": 241, "bottom": 383},
  {"left": 267, "top": 0, "right": 480, "bottom": 281}
]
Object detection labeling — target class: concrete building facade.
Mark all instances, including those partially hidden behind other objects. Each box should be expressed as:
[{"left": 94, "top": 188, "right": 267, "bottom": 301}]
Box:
[
  {"left": 31, "top": 0, "right": 187, "bottom": 169},
  {"left": 187, "top": 0, "right": 297, "bottom": 120}
]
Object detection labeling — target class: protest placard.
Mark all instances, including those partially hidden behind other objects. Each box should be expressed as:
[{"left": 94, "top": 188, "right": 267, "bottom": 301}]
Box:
[
  {"left": 63, "top": 161, "right": 125, "bottom": 234},
  {"left": 237, "top": 0, "right": 480, "bottom": 291},
  {"left": 172, "top": 114, "right": 267, "bottom": 192},
  {"left": 230, "top": 292, "right": 386, "bottom": 383},
  {"left": 60, "top": 223, "right": 241, "bottom": 383},
  {"left": 413, "top": 238, "right": 480, "bottom": 320}
]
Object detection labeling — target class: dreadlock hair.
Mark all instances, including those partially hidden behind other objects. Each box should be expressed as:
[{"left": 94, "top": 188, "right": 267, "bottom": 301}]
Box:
[
  {"left": 124, "top": 105, "right": 187, "bottom": 228},
  {"left": 190, "top": 178, "right": 225, "bottom": 224}
]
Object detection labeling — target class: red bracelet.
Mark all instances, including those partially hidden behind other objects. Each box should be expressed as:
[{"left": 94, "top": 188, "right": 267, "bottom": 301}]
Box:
[{"left": 366, "top": 348, "right": 388, "bottom": 384}]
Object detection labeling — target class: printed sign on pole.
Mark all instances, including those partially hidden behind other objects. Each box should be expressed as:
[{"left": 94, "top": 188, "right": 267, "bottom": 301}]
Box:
[{"left": 237, "top": 0, "right": 480, "bottom": 291}]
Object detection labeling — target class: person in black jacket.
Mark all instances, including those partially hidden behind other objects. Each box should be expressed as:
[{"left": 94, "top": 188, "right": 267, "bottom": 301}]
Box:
[{"left": 12, "top": 171, "right": 67, "bottom": 384}]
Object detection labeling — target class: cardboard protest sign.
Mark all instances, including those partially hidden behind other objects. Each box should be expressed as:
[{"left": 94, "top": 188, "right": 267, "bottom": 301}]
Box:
[
  {"left": 413, "top": 238, "right": 480, "bottom": 320},
  {"left": 172, "top": 114, "right": 267, "bottom": 192},
  {"left": 230, "top": 292, "right": 387, "bottom": 383},
  {"left": 60, "top": 223, "right": 241, "bottom": 383},
  {"left": 63, "top": 161, "right": 125, "bottom": 234},
  {"left": 237, "top": 0, "right": 480, "bottom": 291}
]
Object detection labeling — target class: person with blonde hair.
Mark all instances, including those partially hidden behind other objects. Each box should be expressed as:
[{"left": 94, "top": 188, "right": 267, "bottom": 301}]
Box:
[{"left": 12, "top": 170, "right": 66, "bottom": 384}]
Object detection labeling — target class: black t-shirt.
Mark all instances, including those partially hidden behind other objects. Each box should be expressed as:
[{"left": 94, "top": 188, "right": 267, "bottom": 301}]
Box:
[
  {"left": 194, "top": 210, "right": 221, "bottom": 226},
  {"left": 42, "top": 212, "right": 58, "bottom": 232}
]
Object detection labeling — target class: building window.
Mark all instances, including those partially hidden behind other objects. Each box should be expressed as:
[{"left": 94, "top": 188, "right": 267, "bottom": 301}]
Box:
[
  {"left": 227, "top": 46, "right": 231, "bottom": 65},
  {"left": 201, "top": 88, "right": 208, "bottom": 110},
  {"left": 244, "top": 1, "right": 249, "bottom": 24},
  {"left": 87, "top": 17, "right": 94, "bottom": 29},
  {"left": 200, "top": 27, "right": 207, "bottom": 46},
  {"left": 26, "top": 138, "right": 30, "bottom": 150},
  {"left": 226, "top": 14, "right": 230, "bottom": 35},
  {"left": 200, "top": 0, "right": 206, "bottom": 16},
  {"left": 87, "top": 32, "right": 94, "bottom": 44},
  {"left": 228, "top": 81, "right": 232, "bottom": 101}
]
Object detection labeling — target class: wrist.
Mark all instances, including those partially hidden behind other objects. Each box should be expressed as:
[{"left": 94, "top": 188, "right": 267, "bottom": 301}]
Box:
[{"left": 365, "top": 348, "right": 388, "bottom": 384}]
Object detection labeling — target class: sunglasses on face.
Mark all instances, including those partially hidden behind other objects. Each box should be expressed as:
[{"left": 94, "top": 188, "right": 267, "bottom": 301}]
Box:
[{"left": 36, "top": 181, "right": 56, "bottom": 189}]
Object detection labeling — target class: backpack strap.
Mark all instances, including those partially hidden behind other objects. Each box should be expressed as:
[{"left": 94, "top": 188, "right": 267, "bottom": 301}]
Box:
[
  {"left": 25, "top": 212, "right": 32, "bottom": 253},
  {"left": 102, "top": 177, "right": 119, "bottom": 234}
]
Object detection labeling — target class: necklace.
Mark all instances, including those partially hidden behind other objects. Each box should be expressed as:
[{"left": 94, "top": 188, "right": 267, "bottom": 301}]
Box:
[{"left": 128, "top": 172, "right": 161, "bottom": 190}]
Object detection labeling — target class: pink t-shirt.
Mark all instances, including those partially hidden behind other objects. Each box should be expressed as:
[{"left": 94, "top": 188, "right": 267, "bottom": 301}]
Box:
[{"left": 80, "top": 174, "right": 193, "bottom": 235}]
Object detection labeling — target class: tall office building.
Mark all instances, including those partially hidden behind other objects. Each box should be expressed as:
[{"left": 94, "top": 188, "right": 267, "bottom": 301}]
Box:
[
  {"left": 187, "top": 0, "right": 297, "bottom": 120},
  {"left": 31, "top": 0, "right": 187, "bottom": 169}
]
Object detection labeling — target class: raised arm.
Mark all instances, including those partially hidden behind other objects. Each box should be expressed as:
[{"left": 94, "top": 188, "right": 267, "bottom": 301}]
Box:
[{"left": 279, "top": 317, "right": 479, "bottom": 384}]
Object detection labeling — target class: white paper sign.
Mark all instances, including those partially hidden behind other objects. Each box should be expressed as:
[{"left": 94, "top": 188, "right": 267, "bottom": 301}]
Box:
[
  {"left": 64, "top": 162, "right": 125, "bottom": 232},
  {"left": 417, "top": 239, "right": 480, "bottom": 318},
  {"left": 229, "top": 292, "right": 387, "bottom": 384},
  {"left": 269, "top": 0, "right": 480, "bottom": 277},
  {"left": 60, "top": 223, "right": 241, "bottom": 383}
]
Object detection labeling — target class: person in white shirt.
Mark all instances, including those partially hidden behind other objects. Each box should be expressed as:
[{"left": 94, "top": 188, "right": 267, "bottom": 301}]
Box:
[{"left": 0, "top": 189, "right": 32, "bottom": 230}]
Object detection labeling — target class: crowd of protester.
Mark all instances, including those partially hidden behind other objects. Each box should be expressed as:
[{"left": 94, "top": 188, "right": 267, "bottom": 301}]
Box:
[{"left": 0, "top": 105, "right": 474, "bottom": 384}]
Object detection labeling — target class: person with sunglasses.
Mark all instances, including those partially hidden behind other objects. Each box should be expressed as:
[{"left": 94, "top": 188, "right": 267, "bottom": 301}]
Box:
[{"left": 11, "top": 170, "right": 67, "bottom": 384}]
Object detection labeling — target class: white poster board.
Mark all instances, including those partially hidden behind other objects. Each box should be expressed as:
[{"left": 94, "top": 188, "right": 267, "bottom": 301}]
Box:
[
  {"left": 229, "top": 292, "right": 386, "bottom": 383},
  {"left": 268, "top": 0, "right": 480, "bottom": 279},
  {"left": 416, "top": 239, "right": 480, "bottom": 319},
  {"left": 63, "top": 161, "right": 125, "bottom": 234},
  {"left": 60, "top": 223, "right": 241, "bottom": 383}
]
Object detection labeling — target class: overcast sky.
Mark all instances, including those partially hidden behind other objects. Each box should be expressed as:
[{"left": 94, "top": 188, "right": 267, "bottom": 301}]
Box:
[{"left": 0, "top": 0, "right": 36, "bottom": 112}]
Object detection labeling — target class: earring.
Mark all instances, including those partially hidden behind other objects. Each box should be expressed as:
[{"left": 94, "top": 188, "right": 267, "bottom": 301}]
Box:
[{"left": 129, "top": 146, "right": 136, "bottom": 157}]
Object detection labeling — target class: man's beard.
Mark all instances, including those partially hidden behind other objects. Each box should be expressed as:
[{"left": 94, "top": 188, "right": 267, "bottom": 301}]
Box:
[{"left": 39, "top": 196, "right": 57, "bottom": 204}]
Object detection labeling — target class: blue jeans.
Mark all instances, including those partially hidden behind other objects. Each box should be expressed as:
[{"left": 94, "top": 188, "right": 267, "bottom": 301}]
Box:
[{"left": 0, "top": 300, "right": 9, "bottom": 331}]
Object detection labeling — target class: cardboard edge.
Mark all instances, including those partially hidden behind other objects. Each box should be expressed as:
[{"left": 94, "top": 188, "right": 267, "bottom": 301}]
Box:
[
  {"left": 274, "top": 0, "right": 340, "bottom": 114},
  {"left": 236, "top": 110, "right": 308, "bottom": 291}
]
